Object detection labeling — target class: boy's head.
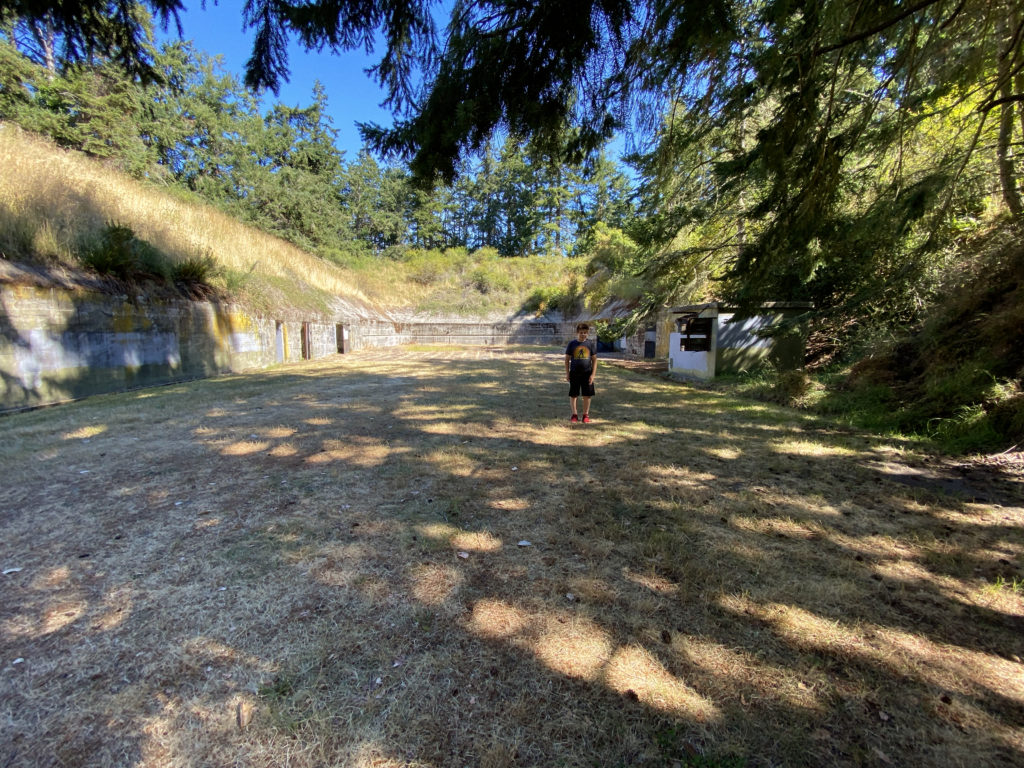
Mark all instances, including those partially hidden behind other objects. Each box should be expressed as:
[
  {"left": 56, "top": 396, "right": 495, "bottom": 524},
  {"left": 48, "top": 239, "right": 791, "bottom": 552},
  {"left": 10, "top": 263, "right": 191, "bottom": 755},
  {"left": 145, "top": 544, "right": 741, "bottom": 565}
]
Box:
[{"left": 575, "top": 323, "right": 590, "bottom": 338}]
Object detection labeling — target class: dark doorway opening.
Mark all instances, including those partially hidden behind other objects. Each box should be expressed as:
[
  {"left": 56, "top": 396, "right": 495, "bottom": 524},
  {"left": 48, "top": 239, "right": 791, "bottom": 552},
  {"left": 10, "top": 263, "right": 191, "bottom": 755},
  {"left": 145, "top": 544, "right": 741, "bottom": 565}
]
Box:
[{"left": 301, "top": 322, "right": 311, "bottom": 360}]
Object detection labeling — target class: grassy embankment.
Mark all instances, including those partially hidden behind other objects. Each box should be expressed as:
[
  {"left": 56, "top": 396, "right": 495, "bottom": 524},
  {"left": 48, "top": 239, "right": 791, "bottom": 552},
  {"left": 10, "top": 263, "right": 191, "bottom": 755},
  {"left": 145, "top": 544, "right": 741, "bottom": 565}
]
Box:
[{"left": 0, "top": 123, "right": 583, "bottom": 318}]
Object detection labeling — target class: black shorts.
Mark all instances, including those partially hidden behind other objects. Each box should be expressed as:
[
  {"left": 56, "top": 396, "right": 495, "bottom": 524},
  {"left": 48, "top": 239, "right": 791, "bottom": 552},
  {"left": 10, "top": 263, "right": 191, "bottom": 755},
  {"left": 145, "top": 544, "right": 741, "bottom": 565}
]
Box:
[{"left": 569, "top": 368, "right": 595, "bottom": 397}]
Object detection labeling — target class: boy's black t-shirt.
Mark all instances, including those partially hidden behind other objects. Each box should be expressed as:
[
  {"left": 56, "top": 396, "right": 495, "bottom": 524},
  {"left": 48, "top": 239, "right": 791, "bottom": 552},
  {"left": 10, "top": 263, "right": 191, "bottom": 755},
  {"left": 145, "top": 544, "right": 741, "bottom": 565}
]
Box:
[{"left": 566, "top": 339, "right": 596, "bottom": 373}]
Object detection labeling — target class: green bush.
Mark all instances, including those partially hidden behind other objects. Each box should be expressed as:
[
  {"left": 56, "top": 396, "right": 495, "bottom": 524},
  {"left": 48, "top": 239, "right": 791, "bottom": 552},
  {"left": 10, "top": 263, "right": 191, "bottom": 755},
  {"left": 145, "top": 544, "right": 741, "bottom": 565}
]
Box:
[
  {"left": 78, "top": 222, "right": 192, "bottom": 288},
  {"left": 522, "top": 280, "right": 583, "bottom": 315},
  {"left": 172, "top": 251, "right": 220, "bottom": 287},
  {"left": 593, "top": 318, "right": 629, "bottom": 343},
  {"left": 522, "top": 286, "right": 561, "bottom": 313},
  {"left": 582, "top": 224, "right": 638, "bottom": 276},
  {"left": 772, "top": 369, "right": 811, "bottom": 404},
  {"left": 79, "top": 223, "right": 148, "bottom": 280},
  {"left": 988, "top": 389, "right": 1024, "bottom": 445},
  {"left": 469, "top": 262, "right": 513, "bottom": 294}
]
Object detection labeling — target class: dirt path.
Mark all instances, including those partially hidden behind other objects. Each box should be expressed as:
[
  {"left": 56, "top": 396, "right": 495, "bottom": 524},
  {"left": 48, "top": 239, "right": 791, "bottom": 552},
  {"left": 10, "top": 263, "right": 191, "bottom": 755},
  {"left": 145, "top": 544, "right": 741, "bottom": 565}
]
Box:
[{"left": 2, "top": 348, "right": 1022, "bottom": 767}]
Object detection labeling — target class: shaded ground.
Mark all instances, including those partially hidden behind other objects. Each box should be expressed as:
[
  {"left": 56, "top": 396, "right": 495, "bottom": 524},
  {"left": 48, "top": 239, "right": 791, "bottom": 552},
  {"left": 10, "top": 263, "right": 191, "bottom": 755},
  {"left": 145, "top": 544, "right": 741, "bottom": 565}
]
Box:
[
  {"left": 1, "top": 347, "right": 1022, "bottom": 768},
  {"left": 600, "top": 354, "right": 670, "bottom": 377}
]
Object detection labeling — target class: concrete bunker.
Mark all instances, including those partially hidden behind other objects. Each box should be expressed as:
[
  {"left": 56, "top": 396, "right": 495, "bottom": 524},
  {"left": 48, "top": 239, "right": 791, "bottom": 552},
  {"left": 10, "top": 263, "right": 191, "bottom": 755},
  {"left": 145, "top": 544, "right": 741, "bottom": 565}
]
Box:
[{"left": 667, "top": 302, "right": 811, "bottom": 381}]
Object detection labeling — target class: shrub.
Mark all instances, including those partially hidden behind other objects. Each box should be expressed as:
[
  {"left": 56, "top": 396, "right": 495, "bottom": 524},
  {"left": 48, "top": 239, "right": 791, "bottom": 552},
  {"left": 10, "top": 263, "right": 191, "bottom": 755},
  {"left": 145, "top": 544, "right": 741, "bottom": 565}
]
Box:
[
  {"left": 469, "top": 263, "right": 513, "bottom": 294},
  {"left": 78, "top": 222, "right": 197, "bottom": 288},
  {"left": 79, "top": 223, "right": 147, "bottom": 280},
  {"left": 522, "top": 286, "right": 562, "bottom": 313},
  {"left": 172, "top": 251, "right": 220, "bottom": 287},
  {"left": 988, "top": 389, "right": 1024, "bottom": 447},
  {"left": 772, "top": 369, "right": 811, "bottom": 405},
  {"left": 521, "top": 279, "right": 583, "bottom": 315}
]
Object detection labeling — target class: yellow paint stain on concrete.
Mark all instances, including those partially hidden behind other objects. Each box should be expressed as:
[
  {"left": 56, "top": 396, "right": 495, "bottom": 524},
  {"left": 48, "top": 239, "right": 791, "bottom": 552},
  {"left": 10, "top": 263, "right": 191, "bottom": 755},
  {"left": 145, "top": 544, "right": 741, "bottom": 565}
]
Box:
[
  {"left": 111, "top": 305, "right": 152, "bottom": 332},
  {"left": 228, "top": 311, "right": 256, "bottom": 332}
]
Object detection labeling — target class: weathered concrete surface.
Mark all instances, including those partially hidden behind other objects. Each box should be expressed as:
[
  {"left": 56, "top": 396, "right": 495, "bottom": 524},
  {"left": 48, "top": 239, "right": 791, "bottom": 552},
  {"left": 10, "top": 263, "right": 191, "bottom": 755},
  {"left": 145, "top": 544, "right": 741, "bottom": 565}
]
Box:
[
  {"left": 0, "top": 284, "right": 572, "bottom": 411},
  {"left": 351, "top": 319, "right": 563, "bottom": 348},
  {"left": 0, "top": 285, "right": 283, "bottom": 410}
]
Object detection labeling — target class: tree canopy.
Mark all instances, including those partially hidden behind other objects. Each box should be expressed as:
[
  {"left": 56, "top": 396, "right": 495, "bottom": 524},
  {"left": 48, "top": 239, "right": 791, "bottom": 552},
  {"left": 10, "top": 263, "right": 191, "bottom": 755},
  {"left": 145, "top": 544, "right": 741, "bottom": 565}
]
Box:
[{"left": 3, "top": 0, "right": 1022, "bottom": 331}]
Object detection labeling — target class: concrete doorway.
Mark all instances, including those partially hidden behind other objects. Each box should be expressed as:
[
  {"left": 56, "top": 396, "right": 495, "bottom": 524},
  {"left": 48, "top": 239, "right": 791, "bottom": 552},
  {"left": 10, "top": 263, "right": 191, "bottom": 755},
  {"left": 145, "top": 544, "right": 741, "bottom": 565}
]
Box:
[{"left": 301, "top": 322, "right": 311, "bottom": 360}]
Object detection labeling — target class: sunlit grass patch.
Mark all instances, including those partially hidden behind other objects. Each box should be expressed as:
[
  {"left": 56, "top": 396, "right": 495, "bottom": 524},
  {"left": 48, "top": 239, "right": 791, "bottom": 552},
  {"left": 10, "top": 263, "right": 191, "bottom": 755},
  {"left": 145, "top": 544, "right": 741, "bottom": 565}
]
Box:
[
  {"left": 62, "top": 424, "right": 108, "bottom": 440},
  {"left": 769, "top": 437, "right": 859, "bottom": 457}
]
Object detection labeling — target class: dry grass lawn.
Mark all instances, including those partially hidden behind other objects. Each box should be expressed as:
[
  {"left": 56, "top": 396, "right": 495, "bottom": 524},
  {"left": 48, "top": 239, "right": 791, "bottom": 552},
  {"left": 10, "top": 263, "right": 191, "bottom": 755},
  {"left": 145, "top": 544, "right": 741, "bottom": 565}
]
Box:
[{"left": 1, "top": 348, "right": 1023, "bottom": 767}]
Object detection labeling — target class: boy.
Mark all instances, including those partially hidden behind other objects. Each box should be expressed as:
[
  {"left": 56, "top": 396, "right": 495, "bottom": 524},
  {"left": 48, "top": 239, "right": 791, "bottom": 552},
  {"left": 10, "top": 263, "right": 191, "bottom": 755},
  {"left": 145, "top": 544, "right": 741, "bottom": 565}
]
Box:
[{"left": 565, "top": 323, "right": 597, "bottom": 423}]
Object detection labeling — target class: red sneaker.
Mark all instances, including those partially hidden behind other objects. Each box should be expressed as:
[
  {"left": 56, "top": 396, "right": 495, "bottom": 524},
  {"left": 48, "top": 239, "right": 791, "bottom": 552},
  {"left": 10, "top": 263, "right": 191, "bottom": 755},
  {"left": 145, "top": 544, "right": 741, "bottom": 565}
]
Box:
[
  {"left": 570, "top": 414, "right": 579, "bottom": 422},
  {"left": 582, "top": 414, "right": 591, "bottom": 423}
]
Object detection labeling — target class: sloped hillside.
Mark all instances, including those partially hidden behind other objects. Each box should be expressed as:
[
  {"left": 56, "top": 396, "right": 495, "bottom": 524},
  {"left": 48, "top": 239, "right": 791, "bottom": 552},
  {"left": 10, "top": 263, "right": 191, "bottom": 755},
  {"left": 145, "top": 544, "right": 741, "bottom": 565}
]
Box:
[
  {"left": 0, "top": 124, "right": 581, "bottom": 320},
  {"left": 846, "top": 223, "right": 1024, "bottom": 453}
]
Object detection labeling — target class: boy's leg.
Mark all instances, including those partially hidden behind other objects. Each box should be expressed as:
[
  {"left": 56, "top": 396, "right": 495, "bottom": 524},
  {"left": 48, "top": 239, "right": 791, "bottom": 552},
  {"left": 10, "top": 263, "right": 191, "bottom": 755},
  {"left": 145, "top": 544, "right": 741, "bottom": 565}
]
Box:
[
  {"left": 569, "top": 396, "right": 578, "bottom": 417},
  {"left": 582, "top": 396, "right": 591, "bottom": 417}
]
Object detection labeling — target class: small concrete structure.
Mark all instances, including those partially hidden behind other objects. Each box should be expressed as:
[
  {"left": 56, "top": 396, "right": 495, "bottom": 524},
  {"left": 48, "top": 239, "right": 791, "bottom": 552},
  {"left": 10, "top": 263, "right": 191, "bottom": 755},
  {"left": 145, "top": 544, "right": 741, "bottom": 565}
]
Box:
[{"left": 667, "top": 302, "right": 810, "bottom": 380}]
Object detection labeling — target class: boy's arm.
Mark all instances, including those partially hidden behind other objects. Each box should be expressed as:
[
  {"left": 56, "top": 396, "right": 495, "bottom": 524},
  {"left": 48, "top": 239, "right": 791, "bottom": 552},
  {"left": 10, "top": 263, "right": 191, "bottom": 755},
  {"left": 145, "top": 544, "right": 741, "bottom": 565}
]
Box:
[
  {"left": 589, "top": 353, "right": 597, "bottom": 383},
  {"left": 565, "top": 352, "right": 571, "bottom": 380}
]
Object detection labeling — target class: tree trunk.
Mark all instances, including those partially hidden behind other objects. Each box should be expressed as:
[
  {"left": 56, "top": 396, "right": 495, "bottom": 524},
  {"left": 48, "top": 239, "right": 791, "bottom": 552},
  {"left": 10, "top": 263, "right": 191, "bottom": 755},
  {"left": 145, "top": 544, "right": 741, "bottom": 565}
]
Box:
[
  {"left": 997, "top": 15, "right": 1023, "bottom": 217},
  {"left": 30, "top": 15, "right": 56, "bottom": 76}
]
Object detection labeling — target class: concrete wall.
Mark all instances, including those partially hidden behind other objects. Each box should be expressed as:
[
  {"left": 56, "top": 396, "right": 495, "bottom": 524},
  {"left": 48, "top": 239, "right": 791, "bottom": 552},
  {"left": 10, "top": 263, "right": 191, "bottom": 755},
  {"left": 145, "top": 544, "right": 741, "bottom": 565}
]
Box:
[
  {"left": 666, "top": 305, "right": 807, "bottom": 380},
  {"left": 351, "top": 320, "right": 563, "bottom": 349},
  {"left": 0, "top": 285, "right": 276, "bottom": 410},
  {"left": 0, "top": 285, "right": 569, "bottom": 412}
]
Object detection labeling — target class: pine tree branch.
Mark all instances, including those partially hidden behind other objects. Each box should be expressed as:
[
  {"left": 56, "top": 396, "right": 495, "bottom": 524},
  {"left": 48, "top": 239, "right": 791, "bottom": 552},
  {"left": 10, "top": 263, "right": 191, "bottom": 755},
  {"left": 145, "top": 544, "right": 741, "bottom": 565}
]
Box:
[
  {"left": 981, "top": 92, "right": 1024, "bottom": 112},
  {"left": 812, "top": 0, "right": 944, "bottom": 56}
]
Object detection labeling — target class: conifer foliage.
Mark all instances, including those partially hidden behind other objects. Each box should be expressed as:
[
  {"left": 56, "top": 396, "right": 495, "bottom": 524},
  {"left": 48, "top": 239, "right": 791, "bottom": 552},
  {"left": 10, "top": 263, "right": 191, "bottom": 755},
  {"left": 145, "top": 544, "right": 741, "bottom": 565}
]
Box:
[{"left": 3, "top": 0, "right": 1022, "bottom": 339}]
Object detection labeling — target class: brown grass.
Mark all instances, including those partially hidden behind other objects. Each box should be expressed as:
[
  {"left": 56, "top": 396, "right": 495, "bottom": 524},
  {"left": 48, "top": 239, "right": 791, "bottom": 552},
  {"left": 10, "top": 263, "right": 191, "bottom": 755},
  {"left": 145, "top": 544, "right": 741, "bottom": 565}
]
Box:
[
  {"left": 0, "top": 124, "right": 583, "bottom": 317},
  {"left": 1, "top": 348, "right": 1022, "bottom": 767}
]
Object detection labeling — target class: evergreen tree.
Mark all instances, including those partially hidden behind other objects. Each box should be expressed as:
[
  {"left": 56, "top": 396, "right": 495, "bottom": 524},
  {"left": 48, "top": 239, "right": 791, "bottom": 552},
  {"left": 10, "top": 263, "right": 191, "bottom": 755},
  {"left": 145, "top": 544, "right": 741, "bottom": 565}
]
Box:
[
  {"left": 1, "top": 12, "right": 157, "bottom": 175},
  {"left": 1, "top": 0, "right": 184, "bottom": 81},
  {"left": 248, "top": 83, "right": 348, "bottom": 250}
]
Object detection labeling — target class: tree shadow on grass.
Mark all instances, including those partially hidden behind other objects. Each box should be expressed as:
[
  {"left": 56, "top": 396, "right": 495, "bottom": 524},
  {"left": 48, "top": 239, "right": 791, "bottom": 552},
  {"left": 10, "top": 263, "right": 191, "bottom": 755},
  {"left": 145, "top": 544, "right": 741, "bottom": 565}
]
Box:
[{"left": 1, "top": 351, "right": 1022, "bottom": 767}]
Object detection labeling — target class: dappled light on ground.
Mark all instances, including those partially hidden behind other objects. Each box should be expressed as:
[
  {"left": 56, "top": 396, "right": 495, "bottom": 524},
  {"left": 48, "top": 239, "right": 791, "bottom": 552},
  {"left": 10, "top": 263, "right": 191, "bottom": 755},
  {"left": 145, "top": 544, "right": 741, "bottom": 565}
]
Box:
[{"left": 2, "top": 347, "right": 1022, "bottom": 767}]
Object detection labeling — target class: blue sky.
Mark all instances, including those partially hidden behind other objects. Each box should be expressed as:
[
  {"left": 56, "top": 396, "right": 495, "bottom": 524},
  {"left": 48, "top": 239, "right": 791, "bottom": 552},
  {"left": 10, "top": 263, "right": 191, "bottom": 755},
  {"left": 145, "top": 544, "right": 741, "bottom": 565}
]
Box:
[
  {"left": 158, "top": 0, "right": 395, "bottom": 159},
  {"left": 157, "top": 1, "right": 632, "bottom": 168}
]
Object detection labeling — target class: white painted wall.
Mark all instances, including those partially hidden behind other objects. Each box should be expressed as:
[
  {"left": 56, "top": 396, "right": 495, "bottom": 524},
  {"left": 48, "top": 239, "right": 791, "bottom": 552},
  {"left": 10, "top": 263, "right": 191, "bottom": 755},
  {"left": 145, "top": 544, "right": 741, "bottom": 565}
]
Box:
[{"left": 668, "top": 332, "right": 716, "bottom": 380}]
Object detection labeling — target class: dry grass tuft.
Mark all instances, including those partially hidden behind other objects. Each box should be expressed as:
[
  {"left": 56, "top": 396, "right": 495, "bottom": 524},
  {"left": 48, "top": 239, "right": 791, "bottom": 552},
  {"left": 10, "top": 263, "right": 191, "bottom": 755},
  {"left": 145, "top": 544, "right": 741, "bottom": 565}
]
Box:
[{"left": 2, "top": 348, "right": 1023, "bottom": 767}]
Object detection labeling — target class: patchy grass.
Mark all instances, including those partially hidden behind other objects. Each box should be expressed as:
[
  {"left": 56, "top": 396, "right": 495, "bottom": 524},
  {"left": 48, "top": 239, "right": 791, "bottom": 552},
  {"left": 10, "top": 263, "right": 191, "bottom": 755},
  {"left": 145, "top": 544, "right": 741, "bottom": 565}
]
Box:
[{"left": 1, "top": 349, "right": 1023, "bottom": 767}]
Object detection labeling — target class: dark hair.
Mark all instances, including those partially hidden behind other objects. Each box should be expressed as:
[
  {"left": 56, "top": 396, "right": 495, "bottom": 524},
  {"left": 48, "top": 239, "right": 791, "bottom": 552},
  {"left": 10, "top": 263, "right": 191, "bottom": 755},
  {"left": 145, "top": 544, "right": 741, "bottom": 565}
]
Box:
[{"left": 576, "top": 323, "right": 590, "bottom": 332}]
